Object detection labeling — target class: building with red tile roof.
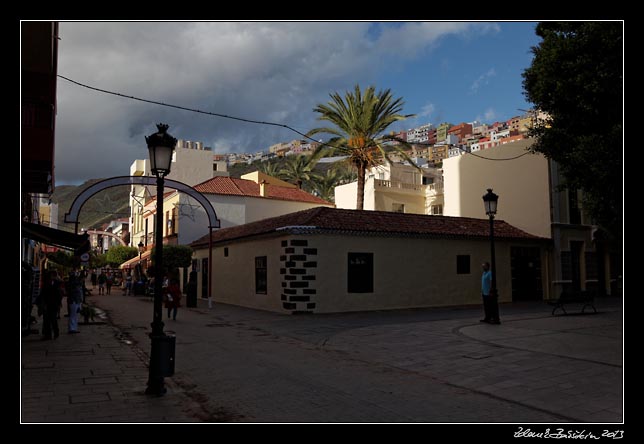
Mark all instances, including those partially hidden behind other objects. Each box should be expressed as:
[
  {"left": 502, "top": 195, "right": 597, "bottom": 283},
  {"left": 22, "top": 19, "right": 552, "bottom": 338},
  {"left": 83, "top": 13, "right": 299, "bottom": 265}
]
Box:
[
  {"left": 161, "top": 172, "right": 334, "bottom": 248},
  {"left": 193, "top": 176, "right": 329, "bottom": 205},
  {"left": 190, "top": 207, "right": 548, "bottom": 314}
]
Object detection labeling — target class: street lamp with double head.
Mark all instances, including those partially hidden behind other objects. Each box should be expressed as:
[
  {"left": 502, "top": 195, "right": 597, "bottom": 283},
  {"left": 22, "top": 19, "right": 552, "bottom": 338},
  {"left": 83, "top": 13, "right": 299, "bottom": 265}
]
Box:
[{"left": 144, "top": 123, "right": 177, "bottom": 396}]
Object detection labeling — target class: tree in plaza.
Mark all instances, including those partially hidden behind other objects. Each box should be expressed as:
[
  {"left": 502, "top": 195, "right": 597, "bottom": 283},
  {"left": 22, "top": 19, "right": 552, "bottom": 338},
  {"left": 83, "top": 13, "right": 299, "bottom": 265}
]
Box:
[
  {"left": 105, "top": 245, "right": 138, "bottom": 268},
  {"left": 307, "top": 84, "right": 414, "bottom": 210},
  {"left": 150, "top": 244, "right": 193, "bottom": 280},
  {"left": 46, "top": 250, "right": 73, "bottom": 274},
  {"left": 522, "top": 21, "right": 623, "bottom": 241}
]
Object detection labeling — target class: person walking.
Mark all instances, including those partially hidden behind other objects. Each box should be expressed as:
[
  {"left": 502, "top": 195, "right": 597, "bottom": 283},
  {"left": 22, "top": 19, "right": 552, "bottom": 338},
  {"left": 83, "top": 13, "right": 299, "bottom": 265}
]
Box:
[
  {"left": 164, "top": 279, "right": 182, "bottom": 321},
  {"left": 480, "top": 262, "right": 501, "bottom": 324},
  {"left": 90, "top": 270, "right": 97, "bottom": 289},
  {"left": 97, "top": 270, "right": 106, "bottom": 295},
  {"left": 124, "top": 272, "right": 133, "bottom": 295},
  {"left": 105, "top": 272, "right": 113, "bottom": 295},
  {"left": 38, "top": 270, "right": 64, "bottom": 340},
  {"left": 67, "top": 270, "right": 83, "bottom": 334}
]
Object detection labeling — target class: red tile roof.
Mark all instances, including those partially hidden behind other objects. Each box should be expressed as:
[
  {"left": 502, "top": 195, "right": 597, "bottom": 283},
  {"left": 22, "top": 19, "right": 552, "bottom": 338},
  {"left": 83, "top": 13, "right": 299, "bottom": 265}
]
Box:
[
  {"left": 191, "top": 207, "right": 547, "bottom": 248},
  {"left": 193, "top": 176, "right": 331, "bottom": 205}
]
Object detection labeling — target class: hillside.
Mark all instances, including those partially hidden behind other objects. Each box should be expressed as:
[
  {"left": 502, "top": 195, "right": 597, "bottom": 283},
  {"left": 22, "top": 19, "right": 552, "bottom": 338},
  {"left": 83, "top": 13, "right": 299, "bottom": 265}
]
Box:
[{"left": 51, "top": 179, "right": 130, "bottom": 231}]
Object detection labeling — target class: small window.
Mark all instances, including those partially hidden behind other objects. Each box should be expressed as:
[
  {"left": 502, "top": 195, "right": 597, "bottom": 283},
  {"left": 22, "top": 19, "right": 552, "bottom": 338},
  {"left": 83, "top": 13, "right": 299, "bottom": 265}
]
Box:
[
  {"left": 224, "top": 247, "right": 229, "bottom": 257},
  {"left": 392, "top": 203, "right": 405, "bottom": 213},
  {"left": 457, "top": 255, "right": 470, "bottom": 274},
  {"left": 255, "top": 256, "right": 267, "bottom": 294},
  {"left": 348, "top": 253, "right": 373, "bottom": 293}
]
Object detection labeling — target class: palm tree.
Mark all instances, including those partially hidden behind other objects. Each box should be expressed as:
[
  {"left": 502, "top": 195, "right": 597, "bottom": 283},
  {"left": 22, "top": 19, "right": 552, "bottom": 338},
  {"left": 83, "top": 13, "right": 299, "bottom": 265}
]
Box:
[
  {"left": 259, "top": 159, "right": 282, "bottom": 178},
  {"left": 311, "top": 167, "right": 341, "bottom": 202},
  {"left": 334, "top": 161, "right": 358, "bottom": 185},
  {"left": 307, "top": 84, "right": 414, "bottom": 210},
  {"left": 278, "top": 151, "right": 325, "bottom": 189}
]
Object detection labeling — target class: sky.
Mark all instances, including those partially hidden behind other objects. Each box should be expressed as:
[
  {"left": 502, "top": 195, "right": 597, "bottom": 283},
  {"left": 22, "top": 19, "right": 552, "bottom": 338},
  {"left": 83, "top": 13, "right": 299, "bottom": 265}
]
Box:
[{"left": 52, "top": 21, "right": 542, "bottom": 185}]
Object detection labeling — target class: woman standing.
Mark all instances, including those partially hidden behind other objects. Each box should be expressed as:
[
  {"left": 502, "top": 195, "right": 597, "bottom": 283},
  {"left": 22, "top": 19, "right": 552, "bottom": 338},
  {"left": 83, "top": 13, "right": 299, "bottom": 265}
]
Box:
[
  {"left": 164, "top": 279, "right": 182, "bottom": 321},
  {"left": 39, "top": 270, "right": 64, "bottom": 340}
]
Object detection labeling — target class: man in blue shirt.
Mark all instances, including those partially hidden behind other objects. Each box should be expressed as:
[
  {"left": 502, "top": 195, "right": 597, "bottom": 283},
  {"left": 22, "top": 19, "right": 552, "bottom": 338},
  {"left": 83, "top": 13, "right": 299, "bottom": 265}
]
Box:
[{"left": 480, "top": 262, "right": 501, "bottom": 324}]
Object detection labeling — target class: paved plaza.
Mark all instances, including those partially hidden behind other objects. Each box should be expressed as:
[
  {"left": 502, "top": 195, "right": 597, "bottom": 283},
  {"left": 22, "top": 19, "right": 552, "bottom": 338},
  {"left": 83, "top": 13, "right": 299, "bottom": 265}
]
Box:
[{"left": 21, "top": 289, "right": 623, "bottom": 423}]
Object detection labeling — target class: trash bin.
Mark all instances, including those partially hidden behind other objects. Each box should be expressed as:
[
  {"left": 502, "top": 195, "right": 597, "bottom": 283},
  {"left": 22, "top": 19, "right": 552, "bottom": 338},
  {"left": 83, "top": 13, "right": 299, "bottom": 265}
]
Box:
[
  {"left": 150, "top": 334, "right": 175, "bottom": 377},
  {"left": 134, "top": 281, "right": 145, "bottom": 295}
]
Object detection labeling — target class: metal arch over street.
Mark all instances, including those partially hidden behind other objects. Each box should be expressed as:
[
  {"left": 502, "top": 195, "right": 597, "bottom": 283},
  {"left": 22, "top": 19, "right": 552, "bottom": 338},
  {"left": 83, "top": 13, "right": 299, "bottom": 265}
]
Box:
[
  {"left": 64, "top": 176, "right": 220, "bottom": 233},
  {"left": 84, "top": 230, "right": 127, "bottom": 246}
]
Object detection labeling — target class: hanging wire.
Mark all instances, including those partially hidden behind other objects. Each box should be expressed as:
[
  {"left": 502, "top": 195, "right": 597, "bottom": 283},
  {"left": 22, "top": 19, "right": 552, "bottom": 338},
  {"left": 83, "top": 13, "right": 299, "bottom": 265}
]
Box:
[{"left": 58, "top": 75, "right": 534, "bottom": 162}]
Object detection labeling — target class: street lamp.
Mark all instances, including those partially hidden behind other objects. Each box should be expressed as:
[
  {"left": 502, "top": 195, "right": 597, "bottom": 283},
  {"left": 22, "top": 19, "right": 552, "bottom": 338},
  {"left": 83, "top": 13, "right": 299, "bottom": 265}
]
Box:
[
  {"left": 144, "top": 123, "right": 177, "bottom": 396},
  {"left": 482, "top": 188, "right": 500, "bottom": 323},
  {"left": 138, "top": 240, "right": 145, "bottom": 262}
]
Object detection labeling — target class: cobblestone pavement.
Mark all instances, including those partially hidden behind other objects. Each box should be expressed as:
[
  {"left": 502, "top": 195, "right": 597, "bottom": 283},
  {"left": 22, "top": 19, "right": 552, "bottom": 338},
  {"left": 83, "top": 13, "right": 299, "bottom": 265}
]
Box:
[{"left": 21, "top": 288, "right": 622, "bottom": 423}]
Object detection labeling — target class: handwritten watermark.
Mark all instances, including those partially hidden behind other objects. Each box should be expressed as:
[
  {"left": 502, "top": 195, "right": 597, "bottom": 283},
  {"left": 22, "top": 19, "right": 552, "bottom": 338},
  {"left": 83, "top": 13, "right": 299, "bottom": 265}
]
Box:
[{"left": 514, "top": 427, "right": 623, "bottom": 440}]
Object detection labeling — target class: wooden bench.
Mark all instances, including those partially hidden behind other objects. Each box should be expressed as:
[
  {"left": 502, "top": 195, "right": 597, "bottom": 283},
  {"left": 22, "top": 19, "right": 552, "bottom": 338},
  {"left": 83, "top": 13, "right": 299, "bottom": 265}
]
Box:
[{"left": 547, "top": 290, "right": 597, "bottom": 315}]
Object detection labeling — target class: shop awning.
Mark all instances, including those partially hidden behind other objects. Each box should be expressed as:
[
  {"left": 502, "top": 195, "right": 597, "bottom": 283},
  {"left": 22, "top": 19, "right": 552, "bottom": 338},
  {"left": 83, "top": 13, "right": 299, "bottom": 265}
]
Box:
[
  {"left": 22, "top": 221, "right": 90, "bottom": 254},
  {"left": 119, "top": 250, "right": 152, "bottom": 269}
]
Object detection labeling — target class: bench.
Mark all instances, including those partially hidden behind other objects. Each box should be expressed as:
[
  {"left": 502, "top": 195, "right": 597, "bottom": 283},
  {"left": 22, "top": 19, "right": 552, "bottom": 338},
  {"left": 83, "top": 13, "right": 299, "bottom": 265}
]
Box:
[{"left": 547, "top": 290, "right": 597, "bottom": 315}]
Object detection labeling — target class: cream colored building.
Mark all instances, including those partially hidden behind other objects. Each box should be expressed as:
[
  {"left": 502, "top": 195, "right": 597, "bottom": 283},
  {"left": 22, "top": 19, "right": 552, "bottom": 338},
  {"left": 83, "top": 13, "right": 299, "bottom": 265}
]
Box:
[
  {"left": 442, "top": 138, "right": 617, "bottom": 298},
  {"left": 129, "top": 141, "right": 229, "bottom": 249},
  {"left": 123, "top": 170, "right": 333, "bottom": 277},
  {"left": 334, "top": 162, "right": 444, "bottom": 215},
  {"left": 442, "top": 138, "right": 551, "bottom": 239},
  {"left": 191, "top": 207, "right": 547, "bottom": 313}
]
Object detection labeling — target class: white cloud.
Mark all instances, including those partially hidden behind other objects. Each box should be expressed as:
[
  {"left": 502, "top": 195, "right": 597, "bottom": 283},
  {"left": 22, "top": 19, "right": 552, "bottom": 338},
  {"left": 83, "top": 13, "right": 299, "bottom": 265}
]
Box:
[
  {"left": 418, "top": 103, "right": 435, "bottom": 118},
  {"left": 375, "top": 22, "right": 499, "bottom": 57},
  {"left": 475, "top": 108, "right": 498, "bottom": 123},
  {"left": 53, "top": 22, "right": 500, "bottom": 184},
  {"left": 470, "top": 68, "right": 496, "bottom": 94}
]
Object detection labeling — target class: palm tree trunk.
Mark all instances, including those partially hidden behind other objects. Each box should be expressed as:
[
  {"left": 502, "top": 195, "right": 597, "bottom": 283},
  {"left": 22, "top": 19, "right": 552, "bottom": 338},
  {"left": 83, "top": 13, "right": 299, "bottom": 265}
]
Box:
[{"left": 356, "top": 164, "right": 366, "bottom": 210}]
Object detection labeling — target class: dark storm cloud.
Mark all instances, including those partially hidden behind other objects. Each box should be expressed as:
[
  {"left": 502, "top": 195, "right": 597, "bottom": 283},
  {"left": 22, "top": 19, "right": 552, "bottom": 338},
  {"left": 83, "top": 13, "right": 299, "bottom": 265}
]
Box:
[{"left": 53, "top": 22, "right": 497, "bottom": 184}]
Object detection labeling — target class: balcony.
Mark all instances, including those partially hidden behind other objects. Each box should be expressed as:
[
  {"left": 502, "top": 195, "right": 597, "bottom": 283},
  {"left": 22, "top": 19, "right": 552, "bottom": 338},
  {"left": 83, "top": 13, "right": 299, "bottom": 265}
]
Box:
[
  {"left": 374, "top": 179, "right": 427, "bottom": 194},
  {"left": 425, "top": 181, "right": 444, "bottom": 196}
]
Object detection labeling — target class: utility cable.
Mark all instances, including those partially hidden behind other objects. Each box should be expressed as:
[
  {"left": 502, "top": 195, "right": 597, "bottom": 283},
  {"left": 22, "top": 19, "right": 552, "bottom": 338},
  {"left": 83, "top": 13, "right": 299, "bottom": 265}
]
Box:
[{"left": 58, "top": 75, "right": 534, "bottom": 162}]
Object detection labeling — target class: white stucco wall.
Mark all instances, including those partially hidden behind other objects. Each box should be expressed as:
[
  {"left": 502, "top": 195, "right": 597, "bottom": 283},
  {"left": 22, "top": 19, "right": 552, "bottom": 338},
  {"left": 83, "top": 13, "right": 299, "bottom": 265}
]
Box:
[
  {"left": 373, "top": 190, "right": 425, "bottom": 214},
  {"left": 192, "top": 232, "right": 546, "bottom": 314},
  {"left": 334, "top": 178, "right": 376, "bottom": 210},
  {"left": 208, "top": 237, "right": 285, "bottom": 312},
  {"left": 168, "top": 147, "right": 215, "bottom": 186},
  {"left": 442, "top": 139, "right": 551, "bottom": 238},
  {"left": 334, "top": 181, "right": 358, "bottom": 210},
  {"left": 178, "top": 193, "right": 333, "bottom": 246},
  {"left": 244, "top": 196, "right": 333, "bottom": 223}
]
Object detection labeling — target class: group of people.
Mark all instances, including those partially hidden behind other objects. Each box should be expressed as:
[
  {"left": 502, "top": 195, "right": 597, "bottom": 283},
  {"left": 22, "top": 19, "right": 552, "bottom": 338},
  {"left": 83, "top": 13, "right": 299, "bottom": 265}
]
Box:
[
  {"left": 35, "top": 263, "right": 497, "bottom": 339},
  {"left": 37, "top": 269, "right": 84, "bottom": 340},
  {"left": 90, "top": 270, "right": 115, "bottom": 295}
]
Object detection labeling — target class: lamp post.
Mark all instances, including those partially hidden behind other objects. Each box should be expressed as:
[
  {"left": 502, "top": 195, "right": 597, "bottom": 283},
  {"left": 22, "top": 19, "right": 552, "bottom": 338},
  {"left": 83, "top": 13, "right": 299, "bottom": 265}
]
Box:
[
  {"left": 482, "top": 188, "right": 500, "bottom": 322},
  {"left": 144, "top": 123, "right": 177, "bottom": 396},
  {"left": 138, "top": 240, "right": 144, "bottom": 262}
]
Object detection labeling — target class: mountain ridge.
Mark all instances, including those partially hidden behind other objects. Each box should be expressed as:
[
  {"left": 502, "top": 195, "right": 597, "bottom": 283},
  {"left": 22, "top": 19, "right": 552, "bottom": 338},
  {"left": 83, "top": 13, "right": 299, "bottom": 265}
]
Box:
[{"left": 51, "top": 179, "right": 130, "bottom": 231}]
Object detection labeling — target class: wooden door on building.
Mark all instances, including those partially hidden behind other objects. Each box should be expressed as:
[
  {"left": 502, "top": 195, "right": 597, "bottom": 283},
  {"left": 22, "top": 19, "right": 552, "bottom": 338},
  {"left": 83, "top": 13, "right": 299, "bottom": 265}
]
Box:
[
  {"left": 201, "top": 258, "right": 208, "bottom": 299},
  {"left": 510, "top": 247, "right": 543, "bottom": 301}
]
